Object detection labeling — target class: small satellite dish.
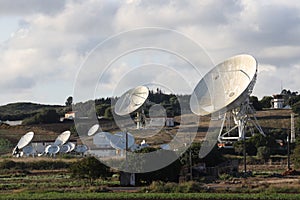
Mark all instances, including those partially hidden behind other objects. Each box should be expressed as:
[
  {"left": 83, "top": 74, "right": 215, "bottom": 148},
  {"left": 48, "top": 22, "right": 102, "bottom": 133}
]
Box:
[
  {"left": 130, "top": 143, "right": 139, "bottom": 151},
  {"left": 47, "top": 145, "right": 60, "bottom": 154},
  {"left": 190, "top": 54, "right": 257, "bottom": 116},
  {"left": 115, "top": 86, "right": 149, "bottom": 116},
  {"left": 93, "top": 132, "right": 112, "bottom": 148},
  {"left": 75, "top": 144, "right": 88, "bottom": 153},
  {"left": 66, "top": 142, "right": 76, "bottom": 152},
  {"left": 15, "top": 131, "right": 34, "bottom": 149},
  {"left": 110, "top": 132, "right": 135, "bottom": 150},
  {"left": 88, "top": 124, "right": 99, "bottom": 136},
  {"left": 160, "top": 144, "right": 171, "bottom": 150},
  {"left": 32, "top": 143, "right": 45, "bottom": 154},
  {"left": 59, "top": 144, "right": 71, "bottom": 153},
  {"left": 54, "top": 130, "right": 71, "bottom": 146},
  {"left": 45, "top": 145, "right": 51, "bottom": 154},
  {"left": 141, "top": 140, "right": 149, "bottom": 147},
  {"left": 22, "top": 145, "right": 35, "bottom": 156}
]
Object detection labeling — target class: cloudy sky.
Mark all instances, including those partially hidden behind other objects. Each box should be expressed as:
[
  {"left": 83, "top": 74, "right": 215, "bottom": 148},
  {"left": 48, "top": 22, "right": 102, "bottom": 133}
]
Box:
[{"left": 1, "top": 0, "right": 300, "bottom": 105}]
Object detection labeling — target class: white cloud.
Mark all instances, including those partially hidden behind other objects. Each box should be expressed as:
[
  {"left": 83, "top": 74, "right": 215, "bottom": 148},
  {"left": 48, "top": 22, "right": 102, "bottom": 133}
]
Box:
[{"left": 0, "top": 0, "right": 300, "bottom": 105}]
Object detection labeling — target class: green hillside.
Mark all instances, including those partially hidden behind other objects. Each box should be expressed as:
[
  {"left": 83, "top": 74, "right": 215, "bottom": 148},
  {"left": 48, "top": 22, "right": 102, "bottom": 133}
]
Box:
[{"left": 0, "top": 102, "right": 64, "bottom": 121}]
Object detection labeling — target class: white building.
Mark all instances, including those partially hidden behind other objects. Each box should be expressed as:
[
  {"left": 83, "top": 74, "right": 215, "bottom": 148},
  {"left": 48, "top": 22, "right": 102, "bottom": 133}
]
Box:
[
  {"left": 271, "top": 94, "right": 285, "bottom": 109},
  {"left": 65, "top": 111, "right": 76, "bottom": 119},
  {"left": 147, "top": 117, "right": 174, "bottom": 127}
]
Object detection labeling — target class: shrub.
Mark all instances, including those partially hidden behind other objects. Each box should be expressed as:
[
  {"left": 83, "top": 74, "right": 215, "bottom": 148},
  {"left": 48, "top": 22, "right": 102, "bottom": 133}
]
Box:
[
  {"left": 70, "top": 157, "right": 110, "bottom": 185},
  {"left": 22, "top": 109, "right": 60, "bottom": 125},
  {"left": 0, "top": 160, "right": 16, "bottom": 169},
  {"left": 147, "top": 181, "right": 205, "bottom": 193},
  {"left": 0, "top": 138, "right": 12, "bottom": 154},
  {"left": 257, "top": 146, "right": 271, "bottom": 162}
]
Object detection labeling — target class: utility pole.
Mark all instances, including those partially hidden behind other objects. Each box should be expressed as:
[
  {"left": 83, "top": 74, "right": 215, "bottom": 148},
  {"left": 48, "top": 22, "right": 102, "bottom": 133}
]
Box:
[
  {"left": 287, "top": 132, "right": 290, "bottom": 170},
  {"left": 243, "top": 133, "right": 247, "bottom": 173},
  {"left": 287, "top": 113, "right": 295, "bottom": 170},
  {"left": 189, "top": 133, "right": 193, "bottom": 181}
]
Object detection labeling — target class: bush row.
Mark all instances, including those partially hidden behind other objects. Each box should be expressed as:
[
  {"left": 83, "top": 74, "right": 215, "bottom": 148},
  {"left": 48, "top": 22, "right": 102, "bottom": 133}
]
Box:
[{"left": 0, "top": 160, "right": 71, "bottom": 170}]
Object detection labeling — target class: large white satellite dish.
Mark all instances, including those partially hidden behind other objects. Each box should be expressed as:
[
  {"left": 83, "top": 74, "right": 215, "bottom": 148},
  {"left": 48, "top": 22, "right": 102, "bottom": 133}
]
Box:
[
  {"left": 114, "top": 86, "right": 149, "bottom": 116},
  {"left": 110, "top": 132, "right": 135, "bottom": 150},
  {"left": 88, "top": 124, "right": 99, "bottom": 136},
  {"left": 15, "top": 131, "right": 34, "bottom": 149},
  {"left": 93, "top": 132, "right": 112, "bottom": 148},
  {"left": 190, "top": 54, "right": 257, "bottom": 116},
  {"left": 190, "top": 54, "right": 265, "bottom": 159},
  {"left": 54, "top": 130, "right": 71, "bottom": 146}
]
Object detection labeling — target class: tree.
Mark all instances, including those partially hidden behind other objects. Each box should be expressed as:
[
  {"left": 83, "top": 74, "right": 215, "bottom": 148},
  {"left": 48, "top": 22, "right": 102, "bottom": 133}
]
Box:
[
  {"left": 0, "top": 138, "right": 12, "bottom": 154},
  {"left": 180, "top": 142, "right": 202, "bottom": 166},
  {"left": 22, "top": 109, "right": 60, "bottom": 125},
  {"left": 257, "top": 146, "right": 270, "bottom": 162},
  {"left": 104, "top": 106, "right": 113, "bottom": 119},
  {"left": 233, "top": 140, "right": 257, "bottom": 156},
  {"left": 133, "top": 148, "right": 182, "bottom": 185},
  {"left": 70, "top": 157, "right": 110, "bottom": 185},
  {"left": 96, "top": 104, "right": 110, "bottom": 117},
  {"left": 65, "top": 96, "right": 73, "bottom": 106},
  {"left": 249, "top": 134, "right": 267, "bottom": 149},
  {"left": 292, "top": 102, "right": 300, "bottom": 115},
  {"left": 250, "top": 96, "right": 262, "bottom": 111},
  {"left": 292, "top": 139, "right": 300, "bottom": 168},
  {"left": 259, "top": 96, "right": 273, "bottom": 109}
]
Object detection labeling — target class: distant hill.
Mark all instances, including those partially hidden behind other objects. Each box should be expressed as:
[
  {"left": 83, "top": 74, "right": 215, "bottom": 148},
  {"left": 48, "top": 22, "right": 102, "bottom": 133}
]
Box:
[{"left": 0, "top": 102, "right": 64, "bottom": 121}]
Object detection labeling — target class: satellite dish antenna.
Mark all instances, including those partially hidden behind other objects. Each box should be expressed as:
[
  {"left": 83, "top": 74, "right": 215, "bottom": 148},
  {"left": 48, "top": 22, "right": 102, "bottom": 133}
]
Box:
[
  {"left": 13, "top": 131, "right": 34, "bottom": 155},
  {"left": 33, "top": 144, "right": 45, "bottom": 155},
  {"left": 59, "top": 144, "right": 71, "bottom": 153},
  {"left": 93, "top": 132, "right": 112, "bottom": 148},
  {"left": 15, "top": 131, "right": 34, "bottom": 149},
  {"left": 115, "top": 85, "right": 149, "bottom": 116},
  {"left": 110, "top": 132, "right": 135, "bottom": 150},
  {"left": 190, "top": 54, "right": 265, "bottom": 158},
  {"left": 75, "top": 144, "right": 88, "bottom": 153},
  {"left": 45, "top": 145, "right": 51, "bottom": 154},
  {"left": 46, "top": 145, "right": 60, "bottom": 155},
  {"left": 54, "top": 131, "right": 71, "bottom": 146},
  {"left": 66, "top": 142, "right": 76, "bottom": 152},
  {"left": 160, "top": 144, "right": 171, "bottom": 150},
  {"left": 190, "top": 54, "right": 257, "bottom": 116},
  {"left": 88, "top": 124, "right": 99, "bottom": 136},
  {"left": 22, "top": 145, "right": 35, "bottom": 156}
]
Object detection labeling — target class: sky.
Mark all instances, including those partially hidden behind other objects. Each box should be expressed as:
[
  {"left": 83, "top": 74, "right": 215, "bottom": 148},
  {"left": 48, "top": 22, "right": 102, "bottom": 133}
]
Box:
[{"left": 1, "top": 0, "right": 300, "bottom": 105}]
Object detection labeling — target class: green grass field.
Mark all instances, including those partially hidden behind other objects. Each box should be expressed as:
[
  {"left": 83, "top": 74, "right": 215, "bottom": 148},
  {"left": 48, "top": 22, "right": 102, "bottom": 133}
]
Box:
[
  {"left": 1, "top": 168, "right": 300, "bottom": 200},
  {"left": 1, "top": 192, "right": 300, "bottom": 200}
]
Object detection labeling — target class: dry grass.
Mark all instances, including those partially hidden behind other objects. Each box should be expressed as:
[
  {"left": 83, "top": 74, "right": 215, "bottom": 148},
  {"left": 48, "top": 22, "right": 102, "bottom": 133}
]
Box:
[{"left": 0, "top": 109, "right": 297, "bottom": 152}]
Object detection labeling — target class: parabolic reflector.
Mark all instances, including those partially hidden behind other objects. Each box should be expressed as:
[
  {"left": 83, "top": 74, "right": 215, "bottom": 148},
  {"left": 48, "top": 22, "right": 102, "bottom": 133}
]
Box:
[
  {"left": 46, "top": 145, "right": 60, "bottom": 154},
  {"left": 66, "top": 142, "right": 76, "bottom": 152},
  {"left": 75, "top": 144, "right": 88, "bottom": 153},
  {"left": 54, "top": 130, "right": 71, "bottom": 146},
  {"left": 16, "top": 131, "right": 34, "bottom": 149},
  {"left": 93, "top": 132, "right": 112, "bottom": 148},
  {"left": 59, "top": 144, "right": 71, "bottom": 153},
  {"left": 114, "top": 86, "right": 149, "bottom": 116},
  {"left": 22, "top": 145, "right": 35, "bottom": 156},
  {"left": 110, "top": 132, "right": 135, "bottom": 150},
  {"left": 190, "top": 54, "right": 257, "bottom": 116},
  {"left": 87, "top": 124, "right": 99, "bottom": 136}
]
